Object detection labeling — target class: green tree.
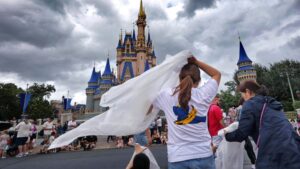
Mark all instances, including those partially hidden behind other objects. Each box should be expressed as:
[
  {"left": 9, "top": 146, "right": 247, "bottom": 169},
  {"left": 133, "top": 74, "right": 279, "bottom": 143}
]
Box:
[
  {"left": 26, "top": 83, "right": 56, "bottom": 119},
  {"left": 234, "top": 59, "right": 300, "bottom": 111},
  {"left": 0, "top": 83, "right": 24, "bottom": 120},
  {"left": 219, "top": 81, "right": 241, "bottom": 113}
]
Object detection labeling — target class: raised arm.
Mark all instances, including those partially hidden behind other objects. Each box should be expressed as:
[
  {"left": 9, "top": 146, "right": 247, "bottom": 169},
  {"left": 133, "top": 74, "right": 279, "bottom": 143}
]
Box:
[{"left": 188, "top": 57, "right": 221, "bottom": 84}]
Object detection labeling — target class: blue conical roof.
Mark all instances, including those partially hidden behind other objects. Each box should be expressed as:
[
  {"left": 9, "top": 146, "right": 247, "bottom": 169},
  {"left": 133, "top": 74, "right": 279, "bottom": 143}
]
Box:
[
  {"left": 102, "top": 58, "right": 112, "bottom": 76},
  {"left": 237, "top": 41, "right": 252, "bottom": 65},
  {"left": 132, "top": 29, "right": 136, "bottom": 41},
  {"left": 88, "top": 67, "right": 98, "bottom": 83},
  {"left": 147, "top": 32, "right": 151, "bottom": 43},
  {"left": 144, "top": 60, "right": 150, "bottom": 72},
  {"left": 152, "top": 49, "right": 156, "bottom": 58}
]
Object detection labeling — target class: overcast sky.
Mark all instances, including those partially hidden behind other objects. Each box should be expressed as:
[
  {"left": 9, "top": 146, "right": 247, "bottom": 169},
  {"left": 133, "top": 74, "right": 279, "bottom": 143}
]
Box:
[{"left": 0, "top": 0, "right": 299, "bottom": 104}]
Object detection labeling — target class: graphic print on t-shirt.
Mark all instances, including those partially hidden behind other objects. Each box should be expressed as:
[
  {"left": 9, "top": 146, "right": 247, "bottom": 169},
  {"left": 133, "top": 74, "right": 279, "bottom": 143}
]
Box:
[{"left": 173, "top": 105, "right": 206, "bottom": 125}]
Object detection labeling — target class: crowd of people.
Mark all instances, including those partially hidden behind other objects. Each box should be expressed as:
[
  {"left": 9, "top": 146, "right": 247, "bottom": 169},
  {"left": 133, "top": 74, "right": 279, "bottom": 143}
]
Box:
[
  {"left": 0, "top": 116, "right": 99, "bottom": 158},
  {"left": 1, "top": 56, "right": 300, "bottom": 169}
]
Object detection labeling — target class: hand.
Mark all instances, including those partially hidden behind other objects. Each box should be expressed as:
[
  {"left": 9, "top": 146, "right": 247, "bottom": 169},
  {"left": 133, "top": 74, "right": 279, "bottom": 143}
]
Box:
[{"left": 187, "top": 56, "right": 197, "bottom": 64}]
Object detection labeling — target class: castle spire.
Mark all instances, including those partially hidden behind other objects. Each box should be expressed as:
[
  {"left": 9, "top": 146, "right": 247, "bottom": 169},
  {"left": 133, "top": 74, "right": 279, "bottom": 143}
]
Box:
[
  {"left": 88, "top": 67, "right": 98, "bottom": 83},
  {"left": 103, "top": 58, "right": 112, "bottom": 76},
  {"left": 136, "top": 0, "right": 147, "bottom": 50},
  {"left": 139, "top": 0, "right": 146, "bottom": 17},
  {"left": 237, "top": 40, "right": 252, "bottom": 65}
]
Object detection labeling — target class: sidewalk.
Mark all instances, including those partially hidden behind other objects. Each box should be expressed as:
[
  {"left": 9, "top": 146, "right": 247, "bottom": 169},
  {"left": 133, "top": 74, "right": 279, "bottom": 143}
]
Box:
[{"left": 30, "top": 135, "right": 117, "bottom": 155}]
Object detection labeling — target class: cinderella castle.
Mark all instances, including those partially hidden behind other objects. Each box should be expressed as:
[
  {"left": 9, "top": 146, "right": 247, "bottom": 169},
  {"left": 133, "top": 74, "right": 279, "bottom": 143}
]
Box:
[{"left": 85, "top": 0, "right": 156, "bottom": 113}]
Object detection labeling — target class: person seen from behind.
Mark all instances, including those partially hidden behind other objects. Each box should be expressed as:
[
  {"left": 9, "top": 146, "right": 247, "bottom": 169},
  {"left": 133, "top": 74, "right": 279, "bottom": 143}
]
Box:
[{"left": 149, "top": 56, "right": 221, "bottom": 169}]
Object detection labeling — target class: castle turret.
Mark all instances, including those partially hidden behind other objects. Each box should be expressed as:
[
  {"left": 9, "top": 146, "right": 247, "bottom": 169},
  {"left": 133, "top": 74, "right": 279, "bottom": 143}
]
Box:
[
  {"left": 86, "top": 67, "right": 98, "bottom": 112},
  {"left": 100, "top": 58, "right": 114, "bottom": 93},
  {"left": 236, "top": 39, "right": 257, "bottom": 83}
]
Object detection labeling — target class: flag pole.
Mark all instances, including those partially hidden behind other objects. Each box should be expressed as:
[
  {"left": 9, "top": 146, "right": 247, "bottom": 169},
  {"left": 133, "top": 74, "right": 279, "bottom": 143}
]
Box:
[{"left": 22, "top": 83, "right": 29, "bottom": 119}]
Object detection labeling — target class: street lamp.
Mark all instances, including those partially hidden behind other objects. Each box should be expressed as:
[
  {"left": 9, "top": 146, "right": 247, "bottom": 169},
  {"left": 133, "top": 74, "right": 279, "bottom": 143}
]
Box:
[{"left": 280, "top": 71, "right": 295, "bottom": 104}]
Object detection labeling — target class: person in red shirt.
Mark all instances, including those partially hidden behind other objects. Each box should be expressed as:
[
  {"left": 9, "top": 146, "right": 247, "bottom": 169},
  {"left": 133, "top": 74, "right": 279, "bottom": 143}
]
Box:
[{"left": 208, "top": 95, "right": 224, "bottom": 153}]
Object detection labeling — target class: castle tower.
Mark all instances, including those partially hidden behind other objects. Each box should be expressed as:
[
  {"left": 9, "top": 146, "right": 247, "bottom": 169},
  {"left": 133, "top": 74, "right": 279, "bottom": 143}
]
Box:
[
  {"left": 116, "top": 0, "right": 156, "bottom": 83},
  {"left": 86, "top": 67, "right": 98, "bottom": 112},
  {"left": 86, "top": 0, "right": 157, "bottom": 113},
  {"left": 236, "top": 39, "right": 257, "bottom": 83}
]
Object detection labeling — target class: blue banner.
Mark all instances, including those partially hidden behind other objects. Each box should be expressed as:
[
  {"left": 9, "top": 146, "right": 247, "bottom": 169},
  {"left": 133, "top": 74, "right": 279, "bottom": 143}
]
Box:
[
  {"left": 20, "top": 93, "right": 31, "bottom": 113},
  {"left": 63, "top": 98, "right": 72, "bottom": 110}
]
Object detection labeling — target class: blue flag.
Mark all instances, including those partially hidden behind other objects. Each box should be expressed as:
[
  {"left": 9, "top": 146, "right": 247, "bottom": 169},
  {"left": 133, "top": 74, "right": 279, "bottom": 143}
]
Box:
[
  {"left": 63, "top": 98, "right": 72, "bottom": 110},
  {"left": 20, "top": 93, "right": 31, "bottom": 113}
]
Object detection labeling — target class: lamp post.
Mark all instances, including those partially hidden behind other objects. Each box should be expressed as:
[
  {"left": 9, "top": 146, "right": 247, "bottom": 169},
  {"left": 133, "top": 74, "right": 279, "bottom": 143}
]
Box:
[
  {"left": 21, "top": 83, "right": 29, "bottom": 119},
  {"left": 280, "top": 70, "right": 295, "bottom": 104}
]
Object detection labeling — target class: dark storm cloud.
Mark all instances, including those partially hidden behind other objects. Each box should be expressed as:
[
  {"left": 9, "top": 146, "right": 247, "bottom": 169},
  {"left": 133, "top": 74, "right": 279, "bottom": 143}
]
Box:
[
  {"left": 85, "top": 0, "right": 118, "bottom": 18},
  {"left": 0, "top": 2, "right": 73, "bottom": 48},
  {"left": 178, "top": 0, "right": 217, "bottom": 18},
  {"left": 146, "top": 5, "right": 168, "bottom": 20},
  {"left": 35, "top": 0, "right": 66, "bottom": 15}
]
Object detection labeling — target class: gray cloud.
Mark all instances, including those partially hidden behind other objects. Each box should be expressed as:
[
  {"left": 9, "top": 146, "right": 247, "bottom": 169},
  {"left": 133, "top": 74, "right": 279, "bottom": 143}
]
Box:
[
  {"left": 0, "top": 2, "right": 73, "bottom": 48},
  {"left": 146, "top": 5, "right": 168, "bottom": 21},
  {"left": 35, "top": 0, "right": 66, "bottom": 15},
  {"left": 178, "top": 0, "right": 217, "bottom": 18},
  {"left": 0, "top": 0, "right": 299, "bottom": 103}
]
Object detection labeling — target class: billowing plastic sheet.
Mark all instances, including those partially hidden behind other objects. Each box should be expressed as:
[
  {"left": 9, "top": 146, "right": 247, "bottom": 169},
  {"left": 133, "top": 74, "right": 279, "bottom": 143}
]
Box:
[{"left": 49, "top": 50, "right": 190, "bottom": 149}]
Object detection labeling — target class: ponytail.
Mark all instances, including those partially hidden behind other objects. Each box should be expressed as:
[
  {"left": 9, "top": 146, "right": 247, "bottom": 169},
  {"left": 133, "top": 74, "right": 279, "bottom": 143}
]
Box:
[{"left": 173, "top": 75, "right": 194, "bottom": 109}]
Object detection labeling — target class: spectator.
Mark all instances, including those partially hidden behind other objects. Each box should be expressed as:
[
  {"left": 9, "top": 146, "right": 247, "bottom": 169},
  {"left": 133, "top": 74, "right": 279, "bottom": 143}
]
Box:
[
  {"left": 151, "top": 130, "right": 161, "bottom": 144},
  {"left": 55, "top": 120, "right": 64, "bottom": 136},
  {"left": 28, "top": 120, "right": 37, "bottom": 153},
  {"left": 225, "top": 80, "right": 300, "bottom": 168},
  {"left": 156, "top": 117, "right": 162, "bottom": 136},
  {"left": 67, "top": 117, "right": 77, "bottom": 131},
  {"left": 0, "top": 130, "right": 9, "bottom": 158},
  {"left": 43, "top": 118, "right": 54, "bottom": 139},
  {"left": 134, "top": 128, "right": 151, "bottom": 146},
  {"left": 116, "top": 137, "right": 124, "bottom": 148},
  {"left": 15, "top": 118, "right": 31, "bottom": 157},
  {"left": 208, "top": 95, "right": 224, "bottom": 154},
  {"left": 40, "top": 132, "right": 56, "bottom": 154}
]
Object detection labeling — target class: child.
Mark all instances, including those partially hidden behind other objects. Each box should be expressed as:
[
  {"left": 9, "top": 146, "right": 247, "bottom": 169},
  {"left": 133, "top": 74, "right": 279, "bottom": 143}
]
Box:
[
  {"left": 40, "top": 132, "right": 56, "bottom": 154},
  {"left": 0, "top": 130, "right": 9, "bottom": 158}
]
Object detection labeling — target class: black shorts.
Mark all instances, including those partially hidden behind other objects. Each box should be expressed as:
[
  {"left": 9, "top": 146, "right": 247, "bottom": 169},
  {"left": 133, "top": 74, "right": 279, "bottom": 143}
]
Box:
[
  {"left": 16, "top": 137, "right": 28, "bottom": 146},
  {"left": 30, "top": 134, "right": 37, "bottom": 141}
]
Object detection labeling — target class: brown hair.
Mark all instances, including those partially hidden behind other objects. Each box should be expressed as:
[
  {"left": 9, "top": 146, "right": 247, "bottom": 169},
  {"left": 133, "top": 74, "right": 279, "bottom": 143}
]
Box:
[
  {"left": 173, "top": 63, "right": 201, "bottom": 109},
  {"left": 238, "top": 80, "right": 268, "bottom": 96}
]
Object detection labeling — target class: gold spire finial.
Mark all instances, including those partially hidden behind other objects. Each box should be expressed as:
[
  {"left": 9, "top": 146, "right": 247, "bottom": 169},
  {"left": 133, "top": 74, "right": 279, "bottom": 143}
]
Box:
[{"left": 139, "top": 0, "right": 145, "bottom": 17}]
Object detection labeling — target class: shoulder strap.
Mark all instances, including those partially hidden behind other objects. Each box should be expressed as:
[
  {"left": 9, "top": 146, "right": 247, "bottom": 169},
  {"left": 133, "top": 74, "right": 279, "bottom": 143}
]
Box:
[{"left": 256, "top": 101, "right": 267, "bottom": 149}]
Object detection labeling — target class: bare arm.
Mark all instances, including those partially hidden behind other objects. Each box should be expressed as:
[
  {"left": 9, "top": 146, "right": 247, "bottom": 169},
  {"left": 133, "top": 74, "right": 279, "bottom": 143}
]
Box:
[{"left": 188, "top": 57, "right": 221, "bottom": 84}]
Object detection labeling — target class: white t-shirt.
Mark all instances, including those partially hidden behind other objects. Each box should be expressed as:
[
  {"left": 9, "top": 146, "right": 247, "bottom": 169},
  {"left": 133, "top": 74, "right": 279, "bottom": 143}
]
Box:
[
  {"left": 156, "top": 118, "right": 162, "bottom": 127},
  {"left": 153, "top": 78, "right": 218, "bottom": 162},
  {"left": 43, "top": 121, "right": 54, "bottom": 136},
  {"left": 67, "top": 121, "right": 77, "bottom": 131},
  {"left": 15, "top": 121, "right": 31, "bottom": 138}
]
